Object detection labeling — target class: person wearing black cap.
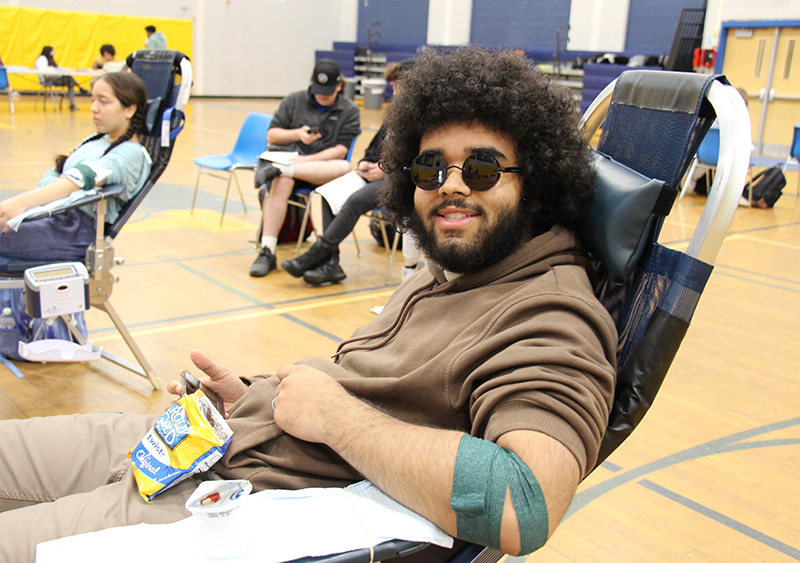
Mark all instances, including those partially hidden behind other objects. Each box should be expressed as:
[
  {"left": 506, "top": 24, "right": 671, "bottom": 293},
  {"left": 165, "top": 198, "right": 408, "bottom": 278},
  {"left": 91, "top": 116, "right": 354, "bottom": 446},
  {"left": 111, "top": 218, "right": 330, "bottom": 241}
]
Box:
[
  {"left": 280, "top": 59, "right": 418, "bottom": 285},
  {"left": 250, "top": 58, "right": 361, "bottom": 278}
]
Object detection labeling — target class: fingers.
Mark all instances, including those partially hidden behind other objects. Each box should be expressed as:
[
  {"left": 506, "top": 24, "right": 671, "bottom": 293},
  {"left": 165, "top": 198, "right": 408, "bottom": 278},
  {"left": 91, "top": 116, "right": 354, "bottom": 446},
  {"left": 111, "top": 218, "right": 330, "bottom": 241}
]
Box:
[
  {"left": 166, "top": 380, "right": 182, "bottom": 396},
  {"left": 190, "top": 349, "right": 227, "bottom": 381},
  {"left": 275, "top": 364, "right": 299, "bottom": 381}
]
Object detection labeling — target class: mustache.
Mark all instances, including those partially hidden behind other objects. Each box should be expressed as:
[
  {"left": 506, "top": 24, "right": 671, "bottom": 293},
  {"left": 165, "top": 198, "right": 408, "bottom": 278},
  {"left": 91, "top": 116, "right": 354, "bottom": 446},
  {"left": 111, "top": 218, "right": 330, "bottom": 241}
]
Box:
[{"left": 427, "top": 199, "right": 485, "bottom": 219}]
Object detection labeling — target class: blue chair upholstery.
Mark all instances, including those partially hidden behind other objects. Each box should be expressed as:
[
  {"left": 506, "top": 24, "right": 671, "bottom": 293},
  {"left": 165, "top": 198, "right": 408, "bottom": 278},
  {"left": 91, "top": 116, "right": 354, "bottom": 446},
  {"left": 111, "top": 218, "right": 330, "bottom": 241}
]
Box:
[{"left": 191, "top": 112, "right": 272, "bottom": 227}]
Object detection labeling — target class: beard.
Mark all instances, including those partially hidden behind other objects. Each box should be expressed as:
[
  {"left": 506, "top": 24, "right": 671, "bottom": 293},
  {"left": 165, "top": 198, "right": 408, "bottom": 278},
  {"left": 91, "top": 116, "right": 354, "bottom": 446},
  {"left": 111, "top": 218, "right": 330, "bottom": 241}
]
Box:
[{"left": 407, "top": 198, "right": 532, "bottom": 274}]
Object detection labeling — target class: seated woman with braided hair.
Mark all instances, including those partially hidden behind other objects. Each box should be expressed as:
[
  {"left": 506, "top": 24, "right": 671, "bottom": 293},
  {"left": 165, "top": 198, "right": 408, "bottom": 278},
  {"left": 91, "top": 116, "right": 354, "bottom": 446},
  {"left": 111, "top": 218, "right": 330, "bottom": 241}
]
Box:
[{"left": 0, "top": 72, "right": 151, "bottom": 263}]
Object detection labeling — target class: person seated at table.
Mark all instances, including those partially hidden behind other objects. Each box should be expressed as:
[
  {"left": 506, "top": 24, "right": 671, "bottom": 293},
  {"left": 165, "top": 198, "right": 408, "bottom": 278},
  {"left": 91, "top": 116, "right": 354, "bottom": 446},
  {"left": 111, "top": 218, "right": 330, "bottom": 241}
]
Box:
[
  {"left": 0, "top": 72, "right": 151, "bottom": 262},
  {"left": 34, "top": 46, "right": 88, "bottom": 111},
  {"left": 91, "top": 44, "right": 116, "bottom": 71}
]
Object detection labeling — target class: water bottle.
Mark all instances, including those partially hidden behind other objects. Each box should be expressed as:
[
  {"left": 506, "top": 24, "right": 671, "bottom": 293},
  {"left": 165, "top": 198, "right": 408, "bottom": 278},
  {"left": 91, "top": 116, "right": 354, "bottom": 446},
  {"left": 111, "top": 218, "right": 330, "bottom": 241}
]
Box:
[{"left": 0, "top": 306, "right": 18, "bottom": 358}]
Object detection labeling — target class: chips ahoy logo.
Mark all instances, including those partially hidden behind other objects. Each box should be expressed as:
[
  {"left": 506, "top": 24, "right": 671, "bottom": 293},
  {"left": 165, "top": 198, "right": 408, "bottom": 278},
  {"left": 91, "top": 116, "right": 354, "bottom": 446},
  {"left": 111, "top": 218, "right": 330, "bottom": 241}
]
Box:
[{"left": 154, "top": 402, "right": 191, "bottom": 449}]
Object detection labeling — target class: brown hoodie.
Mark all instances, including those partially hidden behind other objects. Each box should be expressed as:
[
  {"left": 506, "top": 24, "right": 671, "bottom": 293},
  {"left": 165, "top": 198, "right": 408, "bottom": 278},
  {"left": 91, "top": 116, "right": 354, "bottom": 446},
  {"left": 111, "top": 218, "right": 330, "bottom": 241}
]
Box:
[{"left": 216, "top": 226, "right": 617, "bottom": 490}]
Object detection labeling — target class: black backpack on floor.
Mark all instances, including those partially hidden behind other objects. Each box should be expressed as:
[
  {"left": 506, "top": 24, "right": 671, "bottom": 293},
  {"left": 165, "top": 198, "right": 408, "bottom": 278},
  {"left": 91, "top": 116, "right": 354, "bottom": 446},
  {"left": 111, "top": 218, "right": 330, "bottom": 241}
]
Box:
[{"left": 743, "top": 165, "right": 786, "bottom": 208}]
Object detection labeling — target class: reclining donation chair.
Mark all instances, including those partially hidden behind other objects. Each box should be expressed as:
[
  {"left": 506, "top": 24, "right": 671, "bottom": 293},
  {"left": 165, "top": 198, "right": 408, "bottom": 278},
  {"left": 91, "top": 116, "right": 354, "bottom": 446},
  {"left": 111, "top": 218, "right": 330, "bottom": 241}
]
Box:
[
  {"left": 290, "top": 70, "right": 752, "bottom": 563},
  {"left": 0, "top": 50, "right": 192, "bottom": 390}
]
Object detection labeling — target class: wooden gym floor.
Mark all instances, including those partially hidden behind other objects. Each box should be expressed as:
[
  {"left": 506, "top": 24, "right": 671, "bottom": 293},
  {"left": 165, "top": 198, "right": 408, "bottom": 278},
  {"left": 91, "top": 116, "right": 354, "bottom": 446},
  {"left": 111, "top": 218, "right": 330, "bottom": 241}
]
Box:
[{"left": 0, "top": 95, "right": 798, "bottom": 562}]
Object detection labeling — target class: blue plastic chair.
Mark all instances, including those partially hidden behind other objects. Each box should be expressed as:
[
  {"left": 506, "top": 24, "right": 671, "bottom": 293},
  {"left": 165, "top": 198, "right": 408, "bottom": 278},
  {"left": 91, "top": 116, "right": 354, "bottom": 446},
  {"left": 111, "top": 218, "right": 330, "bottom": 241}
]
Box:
[
  {"left": 680, "top": 125, "right": 720, "bottom": 199},
  {"left": 789, "top": 125, "right": 800, "bottom": 195},
  {"left": 0, "top": 67, "right": 14, "bottom": 114},
  {"left": 191, "top": 112, "right": 272, "bottom": 227},
  {"left": 696, "top": 125, "right": 720, "bottom": 166}
]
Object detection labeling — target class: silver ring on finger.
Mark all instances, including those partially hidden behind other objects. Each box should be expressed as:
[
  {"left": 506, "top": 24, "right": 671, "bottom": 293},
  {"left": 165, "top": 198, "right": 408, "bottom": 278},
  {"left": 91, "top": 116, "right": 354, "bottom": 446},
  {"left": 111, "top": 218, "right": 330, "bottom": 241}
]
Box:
[{"left": 271, "top": 397, "right": 277, "bottom": 410}]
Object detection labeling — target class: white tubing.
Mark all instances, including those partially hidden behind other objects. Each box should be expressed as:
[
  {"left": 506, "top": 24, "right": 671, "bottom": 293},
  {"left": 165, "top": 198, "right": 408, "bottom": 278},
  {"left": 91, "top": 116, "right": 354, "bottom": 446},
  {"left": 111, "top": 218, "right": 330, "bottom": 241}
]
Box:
[{"left": 685, "top": 82, "right": 752, "bottom": 264}]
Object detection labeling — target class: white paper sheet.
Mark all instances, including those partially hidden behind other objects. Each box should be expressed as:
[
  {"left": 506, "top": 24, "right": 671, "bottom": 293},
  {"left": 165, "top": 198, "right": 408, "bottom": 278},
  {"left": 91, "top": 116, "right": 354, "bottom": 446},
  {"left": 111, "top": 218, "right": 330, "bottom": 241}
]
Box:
[
  {"left": 259, "top": 151, "right": 299, "bottom": 165},
  {"left": 35, "top": 480, "right": 452, "bottom": 563},
  {"left": 314, "top": 171, "right": 367, "bottom": 215}
]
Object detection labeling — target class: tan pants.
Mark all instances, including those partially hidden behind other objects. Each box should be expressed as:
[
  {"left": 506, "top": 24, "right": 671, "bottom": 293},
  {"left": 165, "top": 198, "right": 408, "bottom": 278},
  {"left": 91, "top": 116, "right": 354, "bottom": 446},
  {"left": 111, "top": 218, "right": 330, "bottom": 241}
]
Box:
[{"left": 0, "top": 412, "right": 200, "bottom": 562}]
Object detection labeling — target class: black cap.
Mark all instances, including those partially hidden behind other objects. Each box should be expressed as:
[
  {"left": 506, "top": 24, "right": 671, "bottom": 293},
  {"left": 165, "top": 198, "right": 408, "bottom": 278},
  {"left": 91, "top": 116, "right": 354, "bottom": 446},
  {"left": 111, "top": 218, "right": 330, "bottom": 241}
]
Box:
[{"left": 310, "top": 59, "right": 342, "bottom": 96}]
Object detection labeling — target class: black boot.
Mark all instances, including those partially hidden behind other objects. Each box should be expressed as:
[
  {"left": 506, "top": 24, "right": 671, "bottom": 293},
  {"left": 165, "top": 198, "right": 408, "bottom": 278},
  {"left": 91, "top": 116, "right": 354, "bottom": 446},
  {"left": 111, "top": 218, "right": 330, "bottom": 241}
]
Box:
[
  {"left": 254, "top": 162, "right": 281, "bottom": 188},
  {"left": 281, "top": 240, "right": 334, "bottom": 278},
  {"left": 303, "top": 251, "right": 346, "bottom": 286}
]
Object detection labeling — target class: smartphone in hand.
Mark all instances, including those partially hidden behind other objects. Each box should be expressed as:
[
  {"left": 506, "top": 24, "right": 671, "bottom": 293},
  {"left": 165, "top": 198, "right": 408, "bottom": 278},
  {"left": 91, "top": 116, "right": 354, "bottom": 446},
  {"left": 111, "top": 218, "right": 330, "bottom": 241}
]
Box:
[{"left": 181, "top": 370, "right": 226, "bottom": 417}]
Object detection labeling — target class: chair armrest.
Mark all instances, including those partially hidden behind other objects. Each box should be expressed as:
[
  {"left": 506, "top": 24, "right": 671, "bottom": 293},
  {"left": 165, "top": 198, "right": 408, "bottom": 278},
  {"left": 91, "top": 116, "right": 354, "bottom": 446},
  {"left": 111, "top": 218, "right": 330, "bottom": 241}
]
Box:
[
  {"left": 15, "top": 184, "right": 126, "bottom": 223},
  {"left": 288, "top": 540, "right": 430, "bottom": 562}
]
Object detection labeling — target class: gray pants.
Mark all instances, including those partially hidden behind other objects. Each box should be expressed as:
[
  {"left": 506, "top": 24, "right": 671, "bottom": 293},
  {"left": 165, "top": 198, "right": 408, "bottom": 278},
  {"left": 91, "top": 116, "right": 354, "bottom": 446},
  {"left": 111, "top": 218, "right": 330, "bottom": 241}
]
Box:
[{"left": 0, "top": 412, "right": 199, "bottom": 562}]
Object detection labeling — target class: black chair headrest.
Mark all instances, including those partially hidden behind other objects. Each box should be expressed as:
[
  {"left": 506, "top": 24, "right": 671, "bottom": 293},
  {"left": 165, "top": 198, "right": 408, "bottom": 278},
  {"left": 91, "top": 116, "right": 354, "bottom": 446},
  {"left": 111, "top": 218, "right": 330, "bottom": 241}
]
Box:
[{"left": 577, "top": 151, "right": 678, "bottom": 285}]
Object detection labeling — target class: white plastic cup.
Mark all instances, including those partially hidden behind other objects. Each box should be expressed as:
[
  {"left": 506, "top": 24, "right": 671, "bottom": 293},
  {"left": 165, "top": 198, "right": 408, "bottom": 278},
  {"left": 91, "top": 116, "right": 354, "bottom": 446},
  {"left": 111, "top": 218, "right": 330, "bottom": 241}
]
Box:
[{"left": 185, "top": 479, "right": 254, "bottom": 559}]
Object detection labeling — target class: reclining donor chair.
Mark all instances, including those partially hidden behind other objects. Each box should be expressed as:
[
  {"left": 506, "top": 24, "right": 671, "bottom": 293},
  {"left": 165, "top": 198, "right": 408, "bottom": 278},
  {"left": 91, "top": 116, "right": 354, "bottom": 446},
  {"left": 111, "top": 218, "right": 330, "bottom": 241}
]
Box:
[
  {"left": 286, "top": 69, "right": 753, "bottom": 563},
  {"left": 33, "top": 69, "right": 752, "bottom": 563},
  {"left": 0, "top": 50, "right": 192, "bottom": 390}
]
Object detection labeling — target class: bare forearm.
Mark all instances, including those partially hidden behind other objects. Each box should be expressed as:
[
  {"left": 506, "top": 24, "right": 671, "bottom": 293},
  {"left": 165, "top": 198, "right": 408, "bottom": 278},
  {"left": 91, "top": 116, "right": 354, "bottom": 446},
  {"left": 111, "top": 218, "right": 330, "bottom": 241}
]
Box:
[
  {"left": 0, "top": 178, "right": 80, "bottom": 227},
  {"left": 18, "top": 178, "right": 79, "bottom": 208},
  {"left": 320, "top": 394, "right": 462, "bottom": 536},
  {"left": 328, "top": 410, "right": 580, "bottom": 554},
  {"left": 267, "top": 127, "right": 301, "bottom": 145},
  {"left": 273, "top": 366, "right": 580, "bottom": 554}
]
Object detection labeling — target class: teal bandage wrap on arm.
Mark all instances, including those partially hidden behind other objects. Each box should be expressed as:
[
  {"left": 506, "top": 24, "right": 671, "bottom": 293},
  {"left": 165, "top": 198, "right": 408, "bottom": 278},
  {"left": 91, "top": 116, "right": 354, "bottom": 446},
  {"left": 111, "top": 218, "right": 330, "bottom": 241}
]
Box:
[
  {"left": 450, "top": 434, "right": 548, "bottom": 554},
  {"left": 62, "top": 164, "right": 97, "bottom": 190}
]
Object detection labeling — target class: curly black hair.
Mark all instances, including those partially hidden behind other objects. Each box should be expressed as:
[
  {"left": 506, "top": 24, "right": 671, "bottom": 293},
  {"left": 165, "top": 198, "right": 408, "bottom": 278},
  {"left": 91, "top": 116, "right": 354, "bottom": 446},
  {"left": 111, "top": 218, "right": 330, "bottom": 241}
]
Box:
[{"left": 380, "top": 46, "right": 595, "bottom": 236}]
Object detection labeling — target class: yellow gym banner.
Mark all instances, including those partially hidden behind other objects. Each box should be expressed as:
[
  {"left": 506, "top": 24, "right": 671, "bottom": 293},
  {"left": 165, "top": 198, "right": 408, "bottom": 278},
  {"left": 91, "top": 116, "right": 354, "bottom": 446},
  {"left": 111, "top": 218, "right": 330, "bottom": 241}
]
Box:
[{"left": 0, "top": 6, "right": 193, "bottom": 91}]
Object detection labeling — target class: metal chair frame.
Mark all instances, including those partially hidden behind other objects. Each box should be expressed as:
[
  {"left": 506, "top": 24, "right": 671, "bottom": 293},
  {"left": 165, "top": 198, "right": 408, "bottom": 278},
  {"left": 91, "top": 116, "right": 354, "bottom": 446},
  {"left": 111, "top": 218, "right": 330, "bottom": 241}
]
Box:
[{"left": 191, "top": 112, "right": 272, "bottom": 227}]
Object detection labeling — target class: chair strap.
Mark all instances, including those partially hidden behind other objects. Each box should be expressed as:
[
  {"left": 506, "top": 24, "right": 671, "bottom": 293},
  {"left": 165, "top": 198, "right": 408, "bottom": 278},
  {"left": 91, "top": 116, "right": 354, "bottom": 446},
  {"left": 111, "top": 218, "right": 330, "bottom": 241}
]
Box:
[{"left": 161, "top": 106, "right": 186, "bottom": 147}]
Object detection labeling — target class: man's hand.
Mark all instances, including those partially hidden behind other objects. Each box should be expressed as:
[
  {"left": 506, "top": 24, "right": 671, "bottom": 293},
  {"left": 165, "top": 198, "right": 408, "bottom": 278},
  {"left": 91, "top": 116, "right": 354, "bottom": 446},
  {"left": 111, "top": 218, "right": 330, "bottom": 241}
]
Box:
[
  {"left": 272, "top": 364, "right": 353, "bottom": 444},
  {"left": 299, "top": 126, "right": 322, "bottom": 146},
  {"left": 166, "top": 349, "right": 248, "bottom": 413},
  {"left": 356, "top": 161, "right": 385, "bottom": 182}
]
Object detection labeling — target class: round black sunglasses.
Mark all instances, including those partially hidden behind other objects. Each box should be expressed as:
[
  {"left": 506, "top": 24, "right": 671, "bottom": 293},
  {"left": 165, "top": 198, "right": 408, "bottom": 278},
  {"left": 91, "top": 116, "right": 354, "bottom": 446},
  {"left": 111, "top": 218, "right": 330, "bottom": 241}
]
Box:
[{"left": 404, "top": 151, "right": 521, "bottom": 191}]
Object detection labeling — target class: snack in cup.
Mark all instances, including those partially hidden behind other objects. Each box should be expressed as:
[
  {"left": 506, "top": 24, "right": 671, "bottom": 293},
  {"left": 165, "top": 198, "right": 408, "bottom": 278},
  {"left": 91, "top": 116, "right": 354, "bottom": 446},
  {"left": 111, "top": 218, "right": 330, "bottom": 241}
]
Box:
[{"left": 185, "top": 479, "right": 254, "bottom": 559}]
